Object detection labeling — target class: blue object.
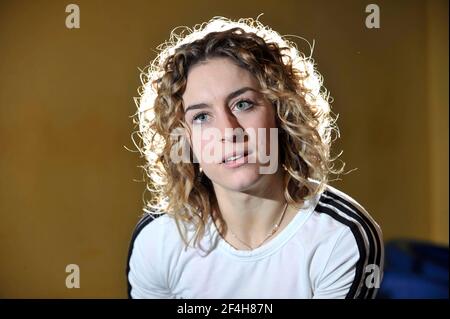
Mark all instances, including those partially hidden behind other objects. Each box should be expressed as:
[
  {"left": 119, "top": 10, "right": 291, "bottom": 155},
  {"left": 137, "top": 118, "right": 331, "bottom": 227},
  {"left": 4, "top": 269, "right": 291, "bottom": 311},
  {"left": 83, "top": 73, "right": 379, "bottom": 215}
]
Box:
[{"left": 378, "top": 239, "right": 449, "bottom": 299}]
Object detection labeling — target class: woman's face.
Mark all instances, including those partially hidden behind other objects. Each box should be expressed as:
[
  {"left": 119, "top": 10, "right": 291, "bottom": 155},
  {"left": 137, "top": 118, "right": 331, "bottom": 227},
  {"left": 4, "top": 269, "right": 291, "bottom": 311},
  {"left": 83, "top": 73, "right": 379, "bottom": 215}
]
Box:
[{"left": 182, "top": 57, "right": 279, "bottom": 192}]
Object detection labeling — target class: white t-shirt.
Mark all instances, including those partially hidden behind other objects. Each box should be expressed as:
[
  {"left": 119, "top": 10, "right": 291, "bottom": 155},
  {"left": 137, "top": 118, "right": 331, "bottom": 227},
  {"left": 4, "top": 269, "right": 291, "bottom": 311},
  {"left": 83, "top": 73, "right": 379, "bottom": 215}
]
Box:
[{"left": 127, "top": 183, "right": 384, "bottom": 299}]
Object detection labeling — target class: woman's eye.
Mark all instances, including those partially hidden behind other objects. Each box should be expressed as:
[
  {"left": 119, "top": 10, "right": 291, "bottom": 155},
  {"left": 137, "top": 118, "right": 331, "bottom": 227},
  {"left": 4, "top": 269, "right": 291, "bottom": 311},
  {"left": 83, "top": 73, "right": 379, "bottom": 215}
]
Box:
[
  {"left": 192, "top": 113, "right": 209, "bottom": 124},
  {"left": 234, "top": 99, "right": 254, "bottom": 111}
]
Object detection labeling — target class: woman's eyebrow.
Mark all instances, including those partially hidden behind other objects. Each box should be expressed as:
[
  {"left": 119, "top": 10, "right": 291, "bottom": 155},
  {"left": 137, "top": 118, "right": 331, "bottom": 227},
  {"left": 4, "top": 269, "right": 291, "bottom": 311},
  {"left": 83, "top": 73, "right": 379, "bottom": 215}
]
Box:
[{"left": 184, "top": 87, "right": 258, "bottom": 114}]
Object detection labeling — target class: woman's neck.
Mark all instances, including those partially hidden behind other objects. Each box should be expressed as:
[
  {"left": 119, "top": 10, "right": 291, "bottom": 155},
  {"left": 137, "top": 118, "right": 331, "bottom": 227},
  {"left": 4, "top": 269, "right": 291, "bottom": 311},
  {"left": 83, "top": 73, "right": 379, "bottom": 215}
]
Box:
[{"left": 212, "top": 169, "right": 297, "bottom": 250}]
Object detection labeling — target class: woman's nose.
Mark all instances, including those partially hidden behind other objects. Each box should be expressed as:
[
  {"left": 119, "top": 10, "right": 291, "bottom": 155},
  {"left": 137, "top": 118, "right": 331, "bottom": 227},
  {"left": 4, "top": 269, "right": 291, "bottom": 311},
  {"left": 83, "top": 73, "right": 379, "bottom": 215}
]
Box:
[{"left": 218, "top": 111, "right": 246, "bottom": 143}]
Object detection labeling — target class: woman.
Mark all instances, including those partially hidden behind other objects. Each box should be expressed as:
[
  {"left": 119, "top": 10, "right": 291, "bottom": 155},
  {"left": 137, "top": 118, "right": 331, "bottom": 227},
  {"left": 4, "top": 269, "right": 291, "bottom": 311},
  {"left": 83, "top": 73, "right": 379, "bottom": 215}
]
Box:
[{"left": 127, "top": 16, "right": 383, "bottom": 299}]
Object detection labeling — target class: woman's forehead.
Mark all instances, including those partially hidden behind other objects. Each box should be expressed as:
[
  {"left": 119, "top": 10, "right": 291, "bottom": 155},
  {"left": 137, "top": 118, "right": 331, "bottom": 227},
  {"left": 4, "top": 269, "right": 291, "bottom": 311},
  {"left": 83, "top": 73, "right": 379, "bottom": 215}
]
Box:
[{"left": 182, "top": 58, "right": 259, "bottom": 105}]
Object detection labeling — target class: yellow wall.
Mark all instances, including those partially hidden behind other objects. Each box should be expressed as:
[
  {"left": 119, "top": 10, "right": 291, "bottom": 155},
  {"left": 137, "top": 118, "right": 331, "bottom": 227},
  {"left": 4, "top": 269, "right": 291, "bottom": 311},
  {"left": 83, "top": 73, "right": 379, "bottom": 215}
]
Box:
[
  {"left": 0, "top": 0, "right": 447, "bottom": 298},
  {"left": 427, "top": 0, "right": 449, "bottom": 245}
]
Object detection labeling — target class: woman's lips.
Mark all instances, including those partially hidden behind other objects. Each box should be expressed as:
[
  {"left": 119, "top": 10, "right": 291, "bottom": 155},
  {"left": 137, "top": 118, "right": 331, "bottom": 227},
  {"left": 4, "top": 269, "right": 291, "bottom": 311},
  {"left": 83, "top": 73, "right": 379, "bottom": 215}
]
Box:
[{"left": 222, "top": 152, "right": 250, "bottom": 168}]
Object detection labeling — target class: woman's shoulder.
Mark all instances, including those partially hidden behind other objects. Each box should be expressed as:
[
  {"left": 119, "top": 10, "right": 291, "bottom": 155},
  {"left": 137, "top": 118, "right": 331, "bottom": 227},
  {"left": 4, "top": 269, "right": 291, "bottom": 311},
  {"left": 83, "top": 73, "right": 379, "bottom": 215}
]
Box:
[
  {"left": 126, "top": 212, "right": 181, "bottom": 298},
  {"left": 128, "top": 212, "right": 179, "bottom": 246},
  {"left": 315, "top": 183, "right": 382, "bottom": 235},
  {"left": 309, "top": 183, "right": 384, "bottom": 298},
  {"left": 304, "top": 180, "right": 382, "bottom": 238}
]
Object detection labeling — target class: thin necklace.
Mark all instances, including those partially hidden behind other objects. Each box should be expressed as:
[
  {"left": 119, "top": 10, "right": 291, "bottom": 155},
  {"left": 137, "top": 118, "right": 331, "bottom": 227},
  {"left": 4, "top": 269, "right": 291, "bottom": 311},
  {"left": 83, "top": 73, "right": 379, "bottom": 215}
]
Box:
[{"left": 228, "top": 202, "right": 289, "bottom": 250}]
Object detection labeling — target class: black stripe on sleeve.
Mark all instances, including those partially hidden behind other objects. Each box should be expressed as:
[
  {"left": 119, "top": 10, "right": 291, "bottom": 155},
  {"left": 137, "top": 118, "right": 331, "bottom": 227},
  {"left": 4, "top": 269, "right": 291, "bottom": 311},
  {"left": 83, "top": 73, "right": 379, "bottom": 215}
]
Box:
[
  {"left": 316, "top": 190, "right": 382, "bottom": 299},
  {"left": 322, "top": 190, "right": 382, "bottom": 299},
  {"left": 315, "top": 203, "right": 367, "bottom": 299},
  {"left": 125, "top": 212, "right": 163, "bottom": 299}
]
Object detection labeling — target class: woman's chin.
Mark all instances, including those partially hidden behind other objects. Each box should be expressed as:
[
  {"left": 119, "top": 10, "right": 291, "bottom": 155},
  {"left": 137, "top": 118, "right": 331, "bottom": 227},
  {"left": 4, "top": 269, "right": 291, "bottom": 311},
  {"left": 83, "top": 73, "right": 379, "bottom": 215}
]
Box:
[{"left": 212, "top": 168, "right": 263, "bottom": 192}]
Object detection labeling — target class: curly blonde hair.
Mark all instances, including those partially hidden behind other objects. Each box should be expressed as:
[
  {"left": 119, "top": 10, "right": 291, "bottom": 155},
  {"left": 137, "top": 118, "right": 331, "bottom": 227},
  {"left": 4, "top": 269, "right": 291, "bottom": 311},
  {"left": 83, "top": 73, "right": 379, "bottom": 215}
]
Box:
[{"left": 131, "top": 16, "right": 344, "bottom": 249}]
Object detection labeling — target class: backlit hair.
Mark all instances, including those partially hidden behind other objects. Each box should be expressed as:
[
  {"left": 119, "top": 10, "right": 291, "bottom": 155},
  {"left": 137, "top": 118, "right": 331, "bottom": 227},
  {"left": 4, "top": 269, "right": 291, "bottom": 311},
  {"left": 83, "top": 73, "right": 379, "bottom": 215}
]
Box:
[{"left": 131, "top": 16, "right": 344, "bottom": 249}]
